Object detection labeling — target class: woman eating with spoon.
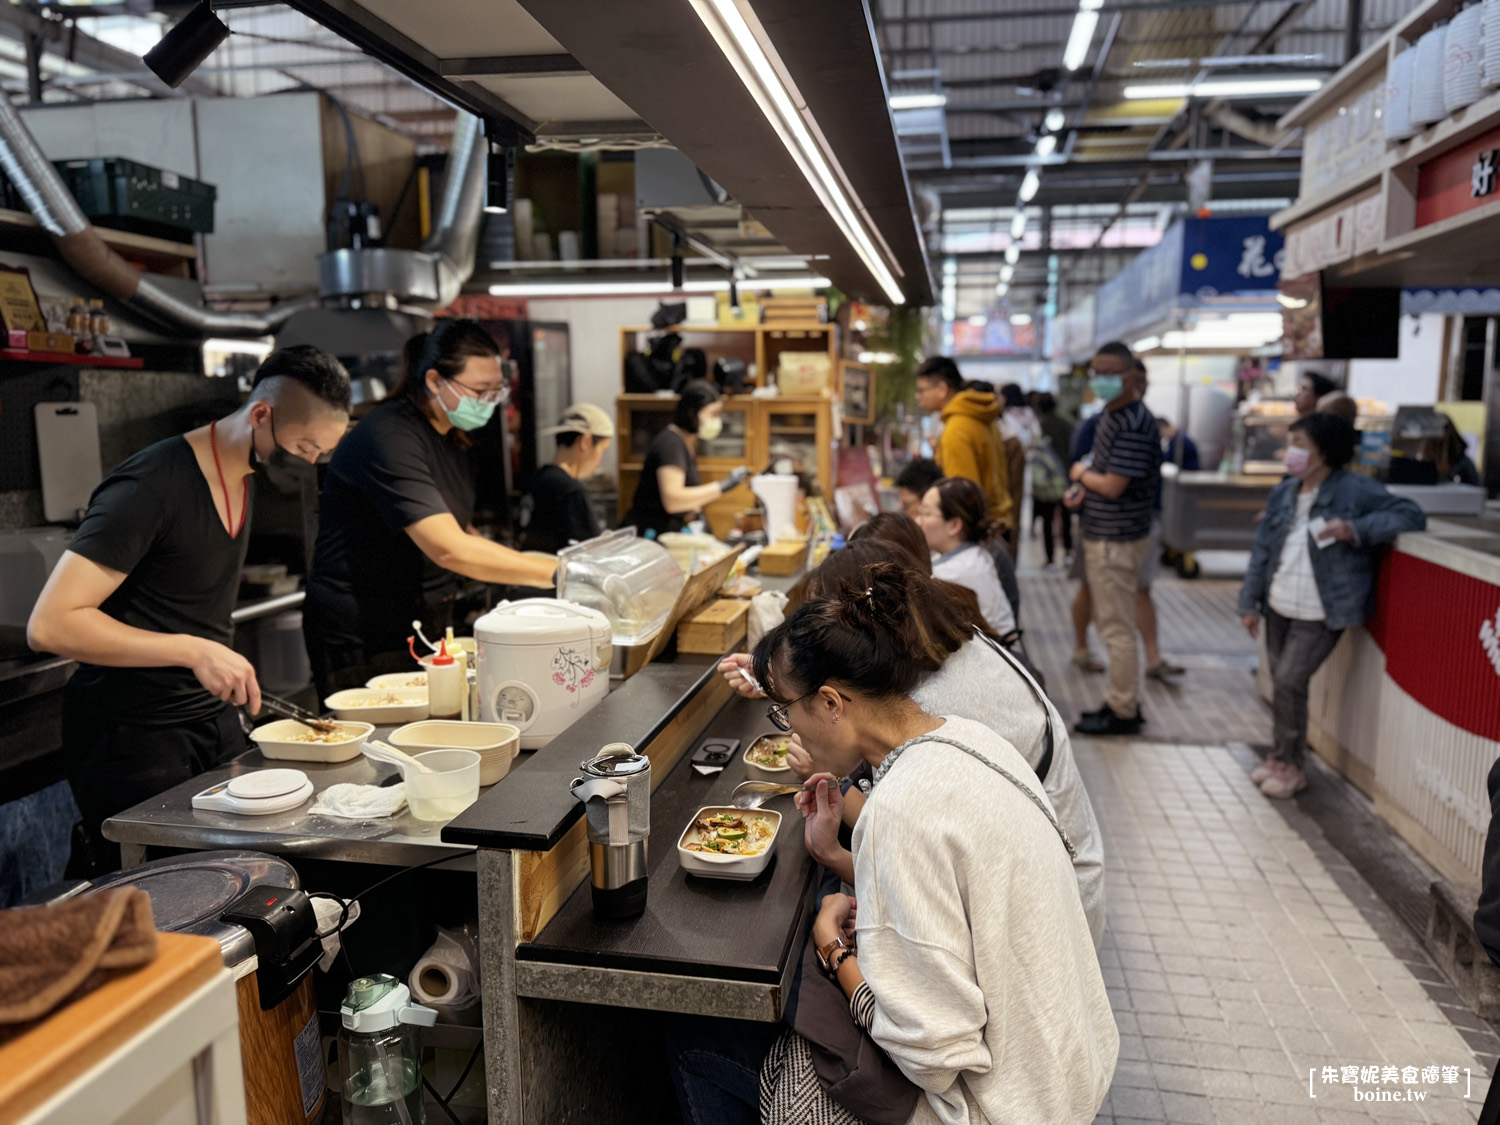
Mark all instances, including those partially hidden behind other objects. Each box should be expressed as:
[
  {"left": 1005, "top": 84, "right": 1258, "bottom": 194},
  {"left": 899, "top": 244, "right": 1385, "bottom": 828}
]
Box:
[{"left": 751, "top": 558, "right": 1116, "bottom": 1122}]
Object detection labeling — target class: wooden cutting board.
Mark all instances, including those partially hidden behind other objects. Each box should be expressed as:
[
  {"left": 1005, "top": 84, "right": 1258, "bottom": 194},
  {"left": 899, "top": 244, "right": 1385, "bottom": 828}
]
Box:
[{"left": 34, "top": 402, "right": 102, "bottom": 523}]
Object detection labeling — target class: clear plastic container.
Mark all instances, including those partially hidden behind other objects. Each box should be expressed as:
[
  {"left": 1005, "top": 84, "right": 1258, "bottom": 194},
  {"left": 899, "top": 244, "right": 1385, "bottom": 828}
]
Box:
[
  {"left": 404, "top": 749, "right": 480, "bottom": 822},
  {"left": 556, "top": 528, "right": 685, "bottom": 646}
]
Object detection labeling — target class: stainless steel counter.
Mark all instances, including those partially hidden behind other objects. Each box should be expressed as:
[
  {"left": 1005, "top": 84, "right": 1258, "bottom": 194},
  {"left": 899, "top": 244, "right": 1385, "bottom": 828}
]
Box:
[{"left": 102, "top": 733, "right": 477, "bottom": 869}]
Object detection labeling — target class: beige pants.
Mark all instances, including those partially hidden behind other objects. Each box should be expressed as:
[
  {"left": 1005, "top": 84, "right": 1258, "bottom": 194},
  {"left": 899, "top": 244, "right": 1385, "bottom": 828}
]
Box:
[{"left": 1084, "top": 535, "right": 1153, "bottom": 716}]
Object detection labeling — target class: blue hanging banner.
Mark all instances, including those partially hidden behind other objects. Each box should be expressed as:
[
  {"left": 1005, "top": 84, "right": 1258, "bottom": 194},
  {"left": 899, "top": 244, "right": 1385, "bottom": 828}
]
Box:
[
  {"left": 1093, "top": 216, "right": 1286, "bottom": 343},
  {"left": 1178, "top": 215, "right": 1285, "bottom": 300}
]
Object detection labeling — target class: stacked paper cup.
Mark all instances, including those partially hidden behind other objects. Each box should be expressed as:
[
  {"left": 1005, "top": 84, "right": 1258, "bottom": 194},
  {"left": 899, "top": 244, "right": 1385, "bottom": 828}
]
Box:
[
  {"left": 1385, "top": 48, "right": 1418, "bottom": 140},
  {"left": 1411, "top": 26, "right": 1451, "bottom": 125},
  {"left": 1446, "top": 5, "right": 1485, "bottom": 113},
  {"left": 1484, "top": 0, "right": 1500, "bottom": 88}
]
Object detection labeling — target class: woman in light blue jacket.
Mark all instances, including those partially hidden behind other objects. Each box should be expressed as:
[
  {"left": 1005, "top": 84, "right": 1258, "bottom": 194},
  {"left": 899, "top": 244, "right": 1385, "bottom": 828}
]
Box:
[{"left": 1237, "top": 413, "right": 1425, "bottom": 798}]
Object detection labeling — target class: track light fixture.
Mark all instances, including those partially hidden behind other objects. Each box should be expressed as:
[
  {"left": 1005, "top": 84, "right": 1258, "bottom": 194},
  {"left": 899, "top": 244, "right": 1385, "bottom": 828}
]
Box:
[{"left": 143, "top": 2, "right": 230, "bottom": 89}]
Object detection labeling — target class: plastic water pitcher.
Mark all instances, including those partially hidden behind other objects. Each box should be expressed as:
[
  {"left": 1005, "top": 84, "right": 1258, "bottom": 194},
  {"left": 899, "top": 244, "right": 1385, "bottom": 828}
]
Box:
[{"left": 339, "top": 974, "right": 437, "bottom": 1125}]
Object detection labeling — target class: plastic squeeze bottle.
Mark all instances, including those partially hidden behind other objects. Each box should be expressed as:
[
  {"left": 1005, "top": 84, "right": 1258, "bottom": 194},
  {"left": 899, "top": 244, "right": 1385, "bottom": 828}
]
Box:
[{"left": 428, "top": 640, "right": 464, "bottom": 721}]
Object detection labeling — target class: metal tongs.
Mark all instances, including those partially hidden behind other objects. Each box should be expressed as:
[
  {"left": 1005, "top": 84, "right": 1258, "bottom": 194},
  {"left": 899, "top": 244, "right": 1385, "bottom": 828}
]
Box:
[{"left": 260, "top": 693, "right": 339, "bottom": 733}]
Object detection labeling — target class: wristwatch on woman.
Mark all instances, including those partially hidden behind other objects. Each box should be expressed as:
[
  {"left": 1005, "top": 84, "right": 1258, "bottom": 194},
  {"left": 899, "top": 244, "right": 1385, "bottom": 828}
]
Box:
[{"left": 817, "top": 935, "right": 854, "bottom": 975}]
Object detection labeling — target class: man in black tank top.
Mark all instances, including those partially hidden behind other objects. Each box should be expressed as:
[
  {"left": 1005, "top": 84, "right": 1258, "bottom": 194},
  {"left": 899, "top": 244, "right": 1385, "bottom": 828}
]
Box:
[{"left": 27, "top": 347, "right": 351, "bottom": 875}]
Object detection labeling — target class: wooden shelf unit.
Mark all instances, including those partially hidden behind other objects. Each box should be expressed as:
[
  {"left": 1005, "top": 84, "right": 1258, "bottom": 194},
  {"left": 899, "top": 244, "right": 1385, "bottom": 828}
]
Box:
[
  {"left": 619, "top": 321, "right": 836, "bottom": 388},
  {"left": 0, "top": 206, "right": 198, "bottom": 279},
  {"left": 616, "top": 393, "right": 834, "bottom": 539}
]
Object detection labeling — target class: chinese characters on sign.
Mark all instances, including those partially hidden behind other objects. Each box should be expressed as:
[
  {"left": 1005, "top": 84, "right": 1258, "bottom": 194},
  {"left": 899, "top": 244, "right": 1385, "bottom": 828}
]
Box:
[
  {"left": 1310, "top": 1064, "right": 1469, "bottom": 1104},
  {"left": 1473, "top": 150, "right": 1497, "bottom": 199}
]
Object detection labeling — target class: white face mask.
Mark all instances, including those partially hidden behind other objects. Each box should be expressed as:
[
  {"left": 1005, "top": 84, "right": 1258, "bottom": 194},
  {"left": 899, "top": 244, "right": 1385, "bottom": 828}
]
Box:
[{"left": 697, "top": 414, "right": 724, "bottom": 441}]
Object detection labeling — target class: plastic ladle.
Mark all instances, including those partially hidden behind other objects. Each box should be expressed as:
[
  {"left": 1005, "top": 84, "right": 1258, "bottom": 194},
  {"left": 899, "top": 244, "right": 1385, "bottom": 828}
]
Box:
[{"left": 361, "top": 740, "right": 437, "bottom": 776}]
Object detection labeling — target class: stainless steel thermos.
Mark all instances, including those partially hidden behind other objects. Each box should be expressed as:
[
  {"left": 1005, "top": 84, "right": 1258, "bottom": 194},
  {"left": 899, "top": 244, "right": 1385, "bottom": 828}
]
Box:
[{"left": 569, "top": 743, "right": 651, "bottom": 918}]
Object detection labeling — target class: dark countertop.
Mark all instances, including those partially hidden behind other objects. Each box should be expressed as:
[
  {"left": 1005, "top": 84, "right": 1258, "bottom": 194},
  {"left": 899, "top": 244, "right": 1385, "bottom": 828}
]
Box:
[
  {"left": 517, "top": 692, "right": 818, "bottom": 983},
  {"left": 442, "top": 652, "right": 723, "bottom": 851}
]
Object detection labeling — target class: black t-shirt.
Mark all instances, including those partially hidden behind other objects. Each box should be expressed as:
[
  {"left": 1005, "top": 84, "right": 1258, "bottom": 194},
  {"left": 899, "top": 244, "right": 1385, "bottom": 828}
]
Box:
[
  {"left": 520, "top": 465, "right": 599, "bottom": 554},
  {"left": 307, "top": 398, "right": 475, "bottom": 655},
  {"left": 66, "top": 436, "right": 250, "bottom": 726},
  {"left": 622, "top": 428, "right": 699, "bottom": 536}
]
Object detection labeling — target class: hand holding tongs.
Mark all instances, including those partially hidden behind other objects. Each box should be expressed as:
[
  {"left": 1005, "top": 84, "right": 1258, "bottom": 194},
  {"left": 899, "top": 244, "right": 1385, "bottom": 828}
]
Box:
[{"left": 260, "top": 693, "right": 339, "bottom": 733}]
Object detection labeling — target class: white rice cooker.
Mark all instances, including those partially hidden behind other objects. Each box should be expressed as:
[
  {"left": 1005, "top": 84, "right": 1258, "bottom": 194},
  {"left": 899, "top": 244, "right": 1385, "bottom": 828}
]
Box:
[{"left": 474, "top": 599, "right": 612, "bottom": 749}]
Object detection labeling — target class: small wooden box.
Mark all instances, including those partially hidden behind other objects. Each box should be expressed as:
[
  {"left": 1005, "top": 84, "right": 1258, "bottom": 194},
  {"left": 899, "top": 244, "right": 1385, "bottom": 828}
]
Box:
[
  {"left": 758, "top": 538, "right": 809, "bottom": 576},
  {"left": 677, "top": 597, "right": 751, "bottom": 654}
]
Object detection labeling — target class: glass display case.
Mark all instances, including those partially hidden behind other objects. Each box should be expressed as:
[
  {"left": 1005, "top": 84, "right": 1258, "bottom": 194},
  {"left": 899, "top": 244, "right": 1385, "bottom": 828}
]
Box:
[{"left": 1230, "top": 401, "right": 1298, "bottom": 475}]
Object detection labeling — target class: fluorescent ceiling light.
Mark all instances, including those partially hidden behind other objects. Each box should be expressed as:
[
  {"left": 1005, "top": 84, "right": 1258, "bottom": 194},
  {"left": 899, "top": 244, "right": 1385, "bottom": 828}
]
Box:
[
  {"left": 1009, "top": 212, "right": 1027, "bottom": 239},
  {"left": 995, "top": 282, "right": 1009, "bottom": 297},
  {"left": 942, "top": 257, "right": 959, "bottom": 277},
  {"left": 890, "top": 92, "right": 947, "bottom": 110},
  {"left": 858, "top": 350, "right": 899, "bottom": 364},
  {"left": 1011, "top": 313, "right": 1033, "bottom": 326},
  {"left": 1123, "top": 77, "right": 1324, "bottom": 99},
  {"left": 1035, "top": 134, "right": 1058, "bottom": 159},
  {"left": 691, "top": 0, "right": 906, "bottom": 305},
  {"left": 487, "top": 276, "right": 831, "bottom": 298},
  {"left": 203, "top": 337, "right": 273, "bottom": 357},
  {"left": 1063, "top": 9, "right": 1099, "bottom": 72},
  {"left": 1045, "top": 108, "right": 1066, "bottom": 131},
  {"left": 1005, "top": 244, "right": 1021, "bottom": 265},
  {"left": 1132, "top": 335, "right": 1162, "bottom": 352},
  {"left": 1000, "top": 263, "right": 1015, "bottom": 283},
  {"left": 1018, "top": 170, "right": 1041, "bottom": 203}
]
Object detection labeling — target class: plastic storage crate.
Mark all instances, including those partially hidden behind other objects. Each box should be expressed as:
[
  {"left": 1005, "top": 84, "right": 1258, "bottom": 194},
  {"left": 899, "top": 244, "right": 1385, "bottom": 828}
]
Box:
[{"left": 53, "top": 156, "right": 216, "bottom": 239}]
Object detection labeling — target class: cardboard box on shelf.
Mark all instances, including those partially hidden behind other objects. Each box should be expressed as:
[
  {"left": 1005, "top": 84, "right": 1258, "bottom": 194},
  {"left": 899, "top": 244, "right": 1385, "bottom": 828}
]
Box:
[{"left": 777, "top": 351, "right": 832, "bottom": 394}]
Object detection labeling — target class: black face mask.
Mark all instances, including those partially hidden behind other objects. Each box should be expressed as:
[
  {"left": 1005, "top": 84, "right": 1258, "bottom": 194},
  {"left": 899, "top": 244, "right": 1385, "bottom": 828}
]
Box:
[{"left": 252, "top": 408, "right": 305, "bottom": 474}]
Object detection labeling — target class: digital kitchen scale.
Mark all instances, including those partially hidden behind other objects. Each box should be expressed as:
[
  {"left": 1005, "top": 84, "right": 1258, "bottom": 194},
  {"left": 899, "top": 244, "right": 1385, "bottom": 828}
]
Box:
[{"left": 192, "top": 769, "right": 314, "bottom": 816}]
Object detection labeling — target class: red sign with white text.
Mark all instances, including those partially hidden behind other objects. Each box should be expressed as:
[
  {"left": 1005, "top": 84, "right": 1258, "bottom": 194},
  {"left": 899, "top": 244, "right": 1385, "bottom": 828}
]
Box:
[
  {"left": 1414, "top": 125, "right": 1500, "bottom": 227},
  {"left": 1367, "top": 551, "right": 1500, "bottom": 742}
]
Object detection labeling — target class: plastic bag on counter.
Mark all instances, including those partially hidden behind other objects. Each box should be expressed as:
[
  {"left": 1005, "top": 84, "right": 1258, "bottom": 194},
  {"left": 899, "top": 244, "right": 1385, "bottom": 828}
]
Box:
[
  {"left": 408, "top": 922, "right": 482, "bottom": 1025},
  {"left": 747, "top": 590, "right": 789, "bottom": 651}
]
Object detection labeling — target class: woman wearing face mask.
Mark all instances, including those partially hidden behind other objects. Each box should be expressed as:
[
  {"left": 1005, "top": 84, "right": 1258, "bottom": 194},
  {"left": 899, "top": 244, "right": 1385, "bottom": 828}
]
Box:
[
  {"left": 912, "top": 477, "right": 1016, "bottom": 637},
  {"left": 751, "top": 561, "right": 1116, "bottom": 1123},
  {"left": 1237, "top": 413, "right": 1424, "bottom": 798},
  {"left": 620, "top": 379, "right": 749, "bottom": 537},
  {"left": 304, "top": 320, "right": 557, "bottom": 697}
]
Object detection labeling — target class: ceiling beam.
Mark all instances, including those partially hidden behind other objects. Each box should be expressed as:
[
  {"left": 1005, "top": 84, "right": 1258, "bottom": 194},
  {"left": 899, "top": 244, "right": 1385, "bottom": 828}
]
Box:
[
  {"left": 277, "top": 0, "right": 536, "bottom": 145},
  {"left": 435, "top": 54, "right": 585, "bottom": 79},
  {"left": 878, "top": 0, "right": 1267, "bottom": 24}
]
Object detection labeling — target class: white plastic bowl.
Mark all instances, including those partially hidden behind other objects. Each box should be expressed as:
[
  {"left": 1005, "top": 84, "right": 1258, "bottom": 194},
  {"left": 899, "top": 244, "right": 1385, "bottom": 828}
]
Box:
[
  {"left": 365, "top": 671, "right": 429, "bottom": 690},
  {"left": 677, "top": 805, "right": 782, "bottom": 881},
  {"left": 324, "top": 688, "right": 429, "bottom": 724},
  {"left": 251, "top": 719, "right": 374, "bottom": 763},
  {"left": 743, "top": 734, "right": 793, "bottom": 773},
  {"left": 404, "top": 748, "right": 481, "bottom": 822},
  {"left": 388, "top": 720, "right": 520, "bottom": 787}
]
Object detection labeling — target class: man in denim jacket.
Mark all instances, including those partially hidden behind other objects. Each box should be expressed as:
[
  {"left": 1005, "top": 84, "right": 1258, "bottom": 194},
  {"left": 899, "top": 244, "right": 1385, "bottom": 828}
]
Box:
[{"left": 1237, "top": 413, "right": 1425, "bottom": 798}]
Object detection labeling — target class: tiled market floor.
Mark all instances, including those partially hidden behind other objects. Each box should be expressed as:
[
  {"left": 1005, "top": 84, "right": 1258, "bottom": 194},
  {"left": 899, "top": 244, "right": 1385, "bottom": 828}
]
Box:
[{"left": 1012, "top": 526, "right": 1500, "bottom": 1123}]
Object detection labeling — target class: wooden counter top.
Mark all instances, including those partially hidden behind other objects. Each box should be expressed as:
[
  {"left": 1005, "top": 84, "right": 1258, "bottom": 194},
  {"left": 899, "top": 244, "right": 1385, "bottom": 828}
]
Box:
[{"left": 0, "top": 931, "right": 223, "bottom": 1123}]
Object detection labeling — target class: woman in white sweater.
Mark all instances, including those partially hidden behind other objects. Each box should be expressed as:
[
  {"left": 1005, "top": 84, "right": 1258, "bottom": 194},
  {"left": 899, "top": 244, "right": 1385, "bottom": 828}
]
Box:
[
  {"left": 914, "top": 477, "right": 1015, "bottom": 637},
  {"left": 751, "top": 560, "right": 1116, "bottom": 1124},
  {"left": 720, "top": 536, "right": 1105, "bottom": 948}
]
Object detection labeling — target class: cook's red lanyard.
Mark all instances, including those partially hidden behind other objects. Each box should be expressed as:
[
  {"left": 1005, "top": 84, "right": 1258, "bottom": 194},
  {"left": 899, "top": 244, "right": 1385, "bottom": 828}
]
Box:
[{"left": 208, "top": 420, "right": 247, "bottom": 538}]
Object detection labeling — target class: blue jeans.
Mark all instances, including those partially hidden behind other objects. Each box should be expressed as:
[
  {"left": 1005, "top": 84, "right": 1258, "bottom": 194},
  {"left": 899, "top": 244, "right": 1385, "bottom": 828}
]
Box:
[{"left": 665, "top": 1013, "right": 782, "bottom": 1125}]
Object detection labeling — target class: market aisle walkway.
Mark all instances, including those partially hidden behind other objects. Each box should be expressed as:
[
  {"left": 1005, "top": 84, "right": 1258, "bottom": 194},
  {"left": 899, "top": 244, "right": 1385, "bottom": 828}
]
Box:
[{"left": 1011, "top": 552, "right": 1500, "bottom": 1123}]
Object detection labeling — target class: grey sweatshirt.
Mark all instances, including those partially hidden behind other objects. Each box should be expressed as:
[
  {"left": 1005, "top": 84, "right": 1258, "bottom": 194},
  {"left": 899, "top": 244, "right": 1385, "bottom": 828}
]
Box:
[
  {"left": 854, "top": 715, "right": 1118, "bottom": 1124},
  {"left": 910, "top": 638, "right": 1106, "bottom": 948}
]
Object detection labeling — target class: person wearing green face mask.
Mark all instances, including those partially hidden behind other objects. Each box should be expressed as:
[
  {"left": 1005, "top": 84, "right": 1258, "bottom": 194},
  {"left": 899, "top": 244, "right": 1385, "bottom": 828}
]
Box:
[
  {"left": 621, "top": 379, "right": 750, "bottom": 537},
  {"left": 305, "top": 319, "right": 558, "bottom": 697}
]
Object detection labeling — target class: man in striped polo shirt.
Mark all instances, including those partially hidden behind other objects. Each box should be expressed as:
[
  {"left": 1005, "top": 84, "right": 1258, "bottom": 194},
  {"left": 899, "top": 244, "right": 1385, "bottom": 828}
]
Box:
[{"left": 1065, "top": 345, "right": 1160, "bottom": 735}]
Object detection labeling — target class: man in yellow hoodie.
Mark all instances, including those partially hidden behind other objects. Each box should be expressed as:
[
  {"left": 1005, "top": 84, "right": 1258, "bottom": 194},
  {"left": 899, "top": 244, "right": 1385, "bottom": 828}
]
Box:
[{"left": 915, "top": 357, "right": 1014, "bottom": 533}]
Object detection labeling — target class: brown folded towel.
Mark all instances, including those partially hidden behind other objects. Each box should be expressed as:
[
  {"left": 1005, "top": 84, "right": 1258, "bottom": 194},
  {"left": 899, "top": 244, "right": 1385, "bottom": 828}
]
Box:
[{"left": 0, "top": 887, "right": 159, "bottom": 1045}]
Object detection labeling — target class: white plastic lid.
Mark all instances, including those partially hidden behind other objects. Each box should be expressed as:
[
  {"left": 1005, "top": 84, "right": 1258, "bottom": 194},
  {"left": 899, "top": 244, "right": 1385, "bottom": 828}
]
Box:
[{"left": 473, "top": 599, "right": 610, "bottom": 643}]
